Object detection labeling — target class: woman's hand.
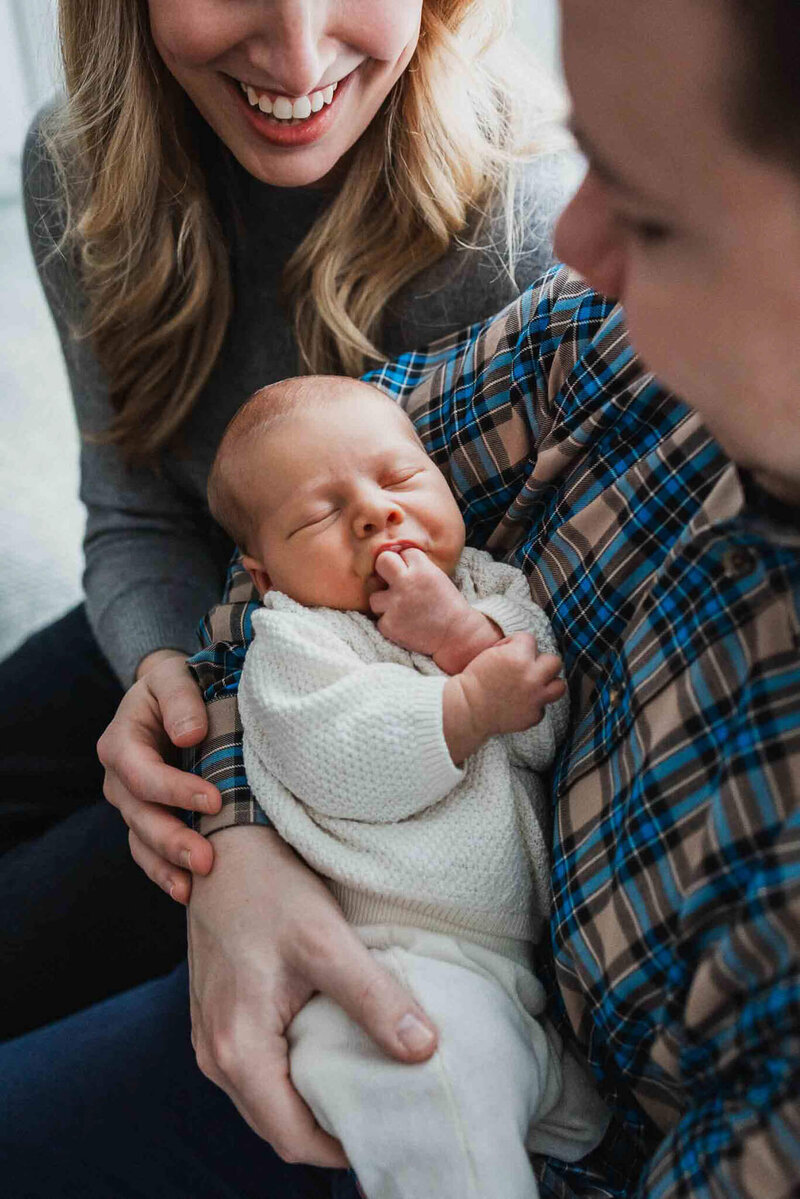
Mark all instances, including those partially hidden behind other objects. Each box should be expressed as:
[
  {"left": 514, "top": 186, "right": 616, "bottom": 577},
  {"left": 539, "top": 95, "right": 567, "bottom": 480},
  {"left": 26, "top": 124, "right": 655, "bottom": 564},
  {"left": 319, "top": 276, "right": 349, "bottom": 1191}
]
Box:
[
  {"left": 188, "top": 826, "right": 438, "bottom": 1168},
  {"left": 97, "top": 649, "right": 222, "bottom": 904}
]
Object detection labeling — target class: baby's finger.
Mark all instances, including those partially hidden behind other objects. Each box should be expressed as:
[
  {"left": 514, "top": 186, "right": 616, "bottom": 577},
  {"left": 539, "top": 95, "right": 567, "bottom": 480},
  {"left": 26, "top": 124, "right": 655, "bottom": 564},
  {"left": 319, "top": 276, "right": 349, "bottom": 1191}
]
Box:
[
  {"left": 533, "top": 652, "right": 564, "bottom": 682},
  {"left": 368, "top": 589, "right": 390, "bottom": 615},
  {"left": 399, "top": 547, "right": 429, "bottom": 567},
  {"left": 541, "top": 678, "right": 567, "bottom": 706},
  {"left": 374, "top": 550, "right": 409, "bottom": 583}
]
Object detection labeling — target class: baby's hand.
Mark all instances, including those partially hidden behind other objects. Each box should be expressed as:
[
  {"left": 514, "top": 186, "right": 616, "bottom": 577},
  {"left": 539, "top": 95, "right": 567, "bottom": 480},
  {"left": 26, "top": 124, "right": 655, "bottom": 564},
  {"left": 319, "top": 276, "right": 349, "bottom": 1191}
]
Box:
[
  {"left": 462, "top": 634, "right": 565, "bottom": 738},
  {"left": 369, "top": 549, "right": 469, "bottom": 656},
  {"left": 443, "top": 633, "right": 565, "bottom": 764}
]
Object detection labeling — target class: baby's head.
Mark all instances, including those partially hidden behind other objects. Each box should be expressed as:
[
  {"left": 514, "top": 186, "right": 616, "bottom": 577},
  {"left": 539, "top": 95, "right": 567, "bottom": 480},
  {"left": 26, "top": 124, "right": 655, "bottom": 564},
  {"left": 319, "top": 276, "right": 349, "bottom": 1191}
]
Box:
[{"left": 208, "top": 375, "right": 465, "bottom": 611}]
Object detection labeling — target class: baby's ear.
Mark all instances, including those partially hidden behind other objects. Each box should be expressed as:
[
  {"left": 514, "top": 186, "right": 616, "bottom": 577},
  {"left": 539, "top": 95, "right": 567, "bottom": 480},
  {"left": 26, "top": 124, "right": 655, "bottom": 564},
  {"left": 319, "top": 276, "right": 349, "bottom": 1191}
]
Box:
[{"left": 241, "top": 555, "right": 272, "bottom": 600}]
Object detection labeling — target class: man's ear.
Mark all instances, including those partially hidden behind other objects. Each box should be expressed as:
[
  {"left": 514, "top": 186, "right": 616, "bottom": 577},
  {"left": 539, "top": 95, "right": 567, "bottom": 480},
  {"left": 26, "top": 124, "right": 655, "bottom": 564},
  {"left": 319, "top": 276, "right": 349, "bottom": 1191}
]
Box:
[{"left": 242, "top": 555, "right": 272, "bottom": 599}]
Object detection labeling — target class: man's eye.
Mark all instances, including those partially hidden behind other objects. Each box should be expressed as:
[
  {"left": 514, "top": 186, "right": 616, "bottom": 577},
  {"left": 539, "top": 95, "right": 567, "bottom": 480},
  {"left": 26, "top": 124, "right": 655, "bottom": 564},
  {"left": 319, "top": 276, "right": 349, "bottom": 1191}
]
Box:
[{"left": 617, "top": 213, "right": 672, "bottom": 245}]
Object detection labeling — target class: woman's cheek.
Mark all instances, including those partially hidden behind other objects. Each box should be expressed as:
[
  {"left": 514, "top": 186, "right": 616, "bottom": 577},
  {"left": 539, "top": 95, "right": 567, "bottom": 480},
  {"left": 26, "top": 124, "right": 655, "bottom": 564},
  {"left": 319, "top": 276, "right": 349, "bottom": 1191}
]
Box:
[
  {"left": 348, "top": 0, "right": 422, "bottom": 65},
  {"left": 148, "top": 0, "right": 240, "bottom": 68}
]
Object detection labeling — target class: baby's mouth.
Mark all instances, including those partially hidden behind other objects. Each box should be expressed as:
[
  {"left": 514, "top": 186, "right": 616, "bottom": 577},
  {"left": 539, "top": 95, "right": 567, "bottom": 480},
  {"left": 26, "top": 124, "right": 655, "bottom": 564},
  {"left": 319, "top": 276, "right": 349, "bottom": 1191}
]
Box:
[{"left": 373, "top": 540, "right": 421, "bottom": 566}]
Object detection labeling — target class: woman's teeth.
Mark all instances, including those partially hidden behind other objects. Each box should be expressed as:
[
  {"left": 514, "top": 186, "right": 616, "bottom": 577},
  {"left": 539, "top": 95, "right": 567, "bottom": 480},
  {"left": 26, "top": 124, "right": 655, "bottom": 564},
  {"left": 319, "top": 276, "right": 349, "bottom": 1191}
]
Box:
[{"left": 239, "top": 80, "right": 338, "bottom": 121}]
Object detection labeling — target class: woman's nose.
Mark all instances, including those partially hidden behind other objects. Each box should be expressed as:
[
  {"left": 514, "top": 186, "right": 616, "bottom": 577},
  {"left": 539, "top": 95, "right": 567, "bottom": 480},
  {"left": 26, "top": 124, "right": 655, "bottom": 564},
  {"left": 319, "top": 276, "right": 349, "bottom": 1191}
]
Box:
[
  {"left": 242, "top": 0, "right": 329, "bottom": 96},
  {"left": 554, "top": 172, "right": 626, "bottom": 301}
]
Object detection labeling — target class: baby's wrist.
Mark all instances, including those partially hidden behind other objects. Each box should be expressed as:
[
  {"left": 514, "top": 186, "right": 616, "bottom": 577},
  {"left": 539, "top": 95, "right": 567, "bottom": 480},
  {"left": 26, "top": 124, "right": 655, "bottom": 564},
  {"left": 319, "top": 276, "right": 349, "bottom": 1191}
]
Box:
[
  {"left": 442, "top": 674, "right": 489, "bottom": 765},
  {"left": 433, "top": 609, "right": 503, "bottom": 675}
]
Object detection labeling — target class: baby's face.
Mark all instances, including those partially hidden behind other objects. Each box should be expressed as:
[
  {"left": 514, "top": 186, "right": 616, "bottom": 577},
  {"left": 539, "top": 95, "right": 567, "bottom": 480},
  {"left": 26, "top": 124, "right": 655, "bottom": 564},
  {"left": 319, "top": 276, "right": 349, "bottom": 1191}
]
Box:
[{"left": 242, "top": 392, "right": 465, "bottom": 612}]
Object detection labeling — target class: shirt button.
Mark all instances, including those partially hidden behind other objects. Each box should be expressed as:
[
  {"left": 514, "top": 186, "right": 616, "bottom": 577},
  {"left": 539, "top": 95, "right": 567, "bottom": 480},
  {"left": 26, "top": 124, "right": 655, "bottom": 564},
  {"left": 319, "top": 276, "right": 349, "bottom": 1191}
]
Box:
[
  {"left": 722, "top": 547, "right": 757, "bottom": 579},
  {"left": 608, "top": 687, "right": 621, "bottom": 708}
]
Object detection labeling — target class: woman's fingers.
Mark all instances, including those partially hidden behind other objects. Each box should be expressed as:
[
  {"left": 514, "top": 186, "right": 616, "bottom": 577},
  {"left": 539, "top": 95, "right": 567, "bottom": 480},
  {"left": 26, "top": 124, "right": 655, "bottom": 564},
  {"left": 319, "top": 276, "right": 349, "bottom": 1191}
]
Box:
[
  {"left": 147, "top": 658, "right": 210, "bottom": 748},
  {"left": 127, "top": 827, "right": 193, "bottom": 904},
  {"left": 104, "top": 734, "right": 220, "bottom": 814},
  {"left": 296, "top": 919, "right": 438, "bottom": 1064},
  {"left": 115, "top": 786, "right": 214, "bottom": 877},
  {"left": 97, "top": 654, "right": 221, "bottom": 896}
]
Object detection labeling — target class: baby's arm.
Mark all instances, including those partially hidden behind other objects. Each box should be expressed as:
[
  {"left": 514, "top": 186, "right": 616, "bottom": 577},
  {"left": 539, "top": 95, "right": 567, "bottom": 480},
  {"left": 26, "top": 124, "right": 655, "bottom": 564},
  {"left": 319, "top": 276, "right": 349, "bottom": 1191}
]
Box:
[{"left": 239, "top": 609, "right": 466, "bottom": 824}]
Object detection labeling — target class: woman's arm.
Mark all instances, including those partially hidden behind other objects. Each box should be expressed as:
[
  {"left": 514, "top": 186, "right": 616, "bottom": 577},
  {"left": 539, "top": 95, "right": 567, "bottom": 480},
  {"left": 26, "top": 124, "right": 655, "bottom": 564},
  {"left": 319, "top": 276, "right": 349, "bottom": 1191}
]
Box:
[
  {"left": 24, "top": 114, "right": 228, "bottom": 687},
  {"left": 24, "top": 114, "right": 229, "bottom": 896}
]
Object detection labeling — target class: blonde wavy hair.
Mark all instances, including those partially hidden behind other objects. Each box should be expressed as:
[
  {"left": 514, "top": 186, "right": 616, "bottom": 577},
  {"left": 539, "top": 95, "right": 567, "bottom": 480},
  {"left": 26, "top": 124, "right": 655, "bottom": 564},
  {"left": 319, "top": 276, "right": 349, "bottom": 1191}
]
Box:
[{"left": 46, "top": 0, "right": 545, "bottom": 464}]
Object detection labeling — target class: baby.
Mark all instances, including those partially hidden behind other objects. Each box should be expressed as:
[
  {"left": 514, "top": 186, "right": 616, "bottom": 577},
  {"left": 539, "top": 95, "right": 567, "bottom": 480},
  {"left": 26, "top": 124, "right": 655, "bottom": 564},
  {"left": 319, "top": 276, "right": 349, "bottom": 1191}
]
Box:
[{"left": 208, "top": 376, "right": 609, "bottom": 1199}]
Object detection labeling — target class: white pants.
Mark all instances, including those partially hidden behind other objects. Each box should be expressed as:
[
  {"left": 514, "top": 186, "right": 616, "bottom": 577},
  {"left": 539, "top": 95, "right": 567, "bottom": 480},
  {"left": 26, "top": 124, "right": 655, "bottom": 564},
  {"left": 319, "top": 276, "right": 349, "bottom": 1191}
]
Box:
[{"left": 289, "top": 926, "right": 609, "bottom": 1199}]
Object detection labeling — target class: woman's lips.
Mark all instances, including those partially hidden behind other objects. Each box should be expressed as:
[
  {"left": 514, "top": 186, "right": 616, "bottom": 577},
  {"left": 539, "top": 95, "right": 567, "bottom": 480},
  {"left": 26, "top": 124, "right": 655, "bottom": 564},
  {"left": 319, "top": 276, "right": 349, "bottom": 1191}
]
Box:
[{"left": 228, "top": 69, "right": 354, "bottom": 148}]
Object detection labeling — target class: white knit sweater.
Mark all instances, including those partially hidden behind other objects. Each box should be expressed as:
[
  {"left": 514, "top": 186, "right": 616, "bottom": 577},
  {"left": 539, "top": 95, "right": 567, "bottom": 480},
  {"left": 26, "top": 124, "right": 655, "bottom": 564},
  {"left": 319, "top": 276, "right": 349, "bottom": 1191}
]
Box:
[{"left": 239, "top": 547, "right": 569, "bottom": 960}]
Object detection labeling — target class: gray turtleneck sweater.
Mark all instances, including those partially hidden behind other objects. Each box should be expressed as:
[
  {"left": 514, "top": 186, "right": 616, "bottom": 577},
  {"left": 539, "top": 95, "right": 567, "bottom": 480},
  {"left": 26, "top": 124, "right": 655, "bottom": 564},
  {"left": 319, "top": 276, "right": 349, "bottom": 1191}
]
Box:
[{"left": 23, "top": 110, "right": 576, "bottom": 686}]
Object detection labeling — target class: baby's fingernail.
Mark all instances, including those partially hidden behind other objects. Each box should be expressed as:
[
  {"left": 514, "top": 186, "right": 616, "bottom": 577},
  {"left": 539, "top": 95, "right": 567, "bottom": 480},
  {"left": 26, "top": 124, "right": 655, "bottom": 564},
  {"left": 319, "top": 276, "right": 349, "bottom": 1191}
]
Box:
[{"left": 396, "top": 1013, "right": 435, "bottom": 1053}]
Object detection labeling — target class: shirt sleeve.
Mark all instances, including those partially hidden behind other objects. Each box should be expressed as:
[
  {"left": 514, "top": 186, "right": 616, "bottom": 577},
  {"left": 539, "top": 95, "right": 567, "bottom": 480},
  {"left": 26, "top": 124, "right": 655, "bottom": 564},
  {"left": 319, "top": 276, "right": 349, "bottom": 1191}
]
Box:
[
  {"left": 185, "top": 556, "right": 270, "bottom": 833},
  {"left": 23, "top": 112, "right": 228, "bottom": 686},
  {"left": 239, "top": 607, "right": 463, "bottom": 823}
]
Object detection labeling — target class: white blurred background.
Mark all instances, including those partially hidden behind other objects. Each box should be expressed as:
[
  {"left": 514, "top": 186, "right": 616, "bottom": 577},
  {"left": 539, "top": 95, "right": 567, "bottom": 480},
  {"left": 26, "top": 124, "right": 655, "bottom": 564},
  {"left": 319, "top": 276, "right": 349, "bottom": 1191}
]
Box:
[{"left": 0, "top": 0, "right": 562, "bottom": 659}]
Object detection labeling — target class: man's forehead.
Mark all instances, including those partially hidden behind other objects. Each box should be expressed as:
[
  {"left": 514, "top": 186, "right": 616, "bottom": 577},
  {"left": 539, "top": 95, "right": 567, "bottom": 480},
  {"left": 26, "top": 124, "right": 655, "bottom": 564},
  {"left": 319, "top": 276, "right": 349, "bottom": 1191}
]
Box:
[{"left": 561, "top": 0, "right": 734, "bottom": 193}]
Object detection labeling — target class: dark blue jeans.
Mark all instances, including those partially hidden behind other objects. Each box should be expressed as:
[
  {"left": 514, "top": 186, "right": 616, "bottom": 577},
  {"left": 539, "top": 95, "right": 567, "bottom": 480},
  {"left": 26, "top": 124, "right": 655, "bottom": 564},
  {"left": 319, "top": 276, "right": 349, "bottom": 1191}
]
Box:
[
  {"left": 0, "top": 962, "right": 358, "bottom": 1199},
  {"left": 0, "top": 605, "right": 187, "bottom": 1039}
]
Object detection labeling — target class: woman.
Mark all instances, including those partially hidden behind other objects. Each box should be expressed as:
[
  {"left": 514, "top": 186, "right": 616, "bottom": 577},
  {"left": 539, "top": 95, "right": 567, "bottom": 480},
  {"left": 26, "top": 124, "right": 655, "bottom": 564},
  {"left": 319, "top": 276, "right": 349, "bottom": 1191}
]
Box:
[
  {"left": 2, "top": 0, "right": 569, "bottom": 1038},
  {"left": 4, "top": 0, "right": 797, "bottom": 1196}
]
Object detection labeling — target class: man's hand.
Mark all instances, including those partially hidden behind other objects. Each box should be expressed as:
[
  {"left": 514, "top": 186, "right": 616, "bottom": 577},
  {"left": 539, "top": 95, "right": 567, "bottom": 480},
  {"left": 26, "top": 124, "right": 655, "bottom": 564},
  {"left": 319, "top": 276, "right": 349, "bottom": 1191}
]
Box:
[
  {"left": 443, "top": 633, "right": 565, "bottom": 763},
  {"left": 369, "top": 548, "right": 501, "bottom": 671},
  {"left": 189, "top": 827, "right": 438, "bottom": 1167},
  {"left": 97, "top": 650, "right": 221, "bottom": 905}
]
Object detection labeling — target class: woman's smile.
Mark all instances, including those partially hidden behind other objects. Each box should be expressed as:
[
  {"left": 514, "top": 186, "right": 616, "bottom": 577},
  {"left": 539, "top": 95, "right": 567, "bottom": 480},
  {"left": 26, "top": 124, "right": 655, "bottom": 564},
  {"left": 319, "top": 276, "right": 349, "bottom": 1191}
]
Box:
[
  {"left": 148, "top": 0, "right": 422, "bottom": 188},
  {"left": 226, "top": 66, "right": 356, "bottom": 148}
]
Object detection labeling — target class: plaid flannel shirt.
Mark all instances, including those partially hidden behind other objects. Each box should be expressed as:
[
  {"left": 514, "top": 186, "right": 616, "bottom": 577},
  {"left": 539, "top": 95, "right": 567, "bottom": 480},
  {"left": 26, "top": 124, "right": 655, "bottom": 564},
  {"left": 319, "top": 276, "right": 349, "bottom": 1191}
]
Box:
[{"left": 188, "top": 267, "right": 800, "bottom": 1199}]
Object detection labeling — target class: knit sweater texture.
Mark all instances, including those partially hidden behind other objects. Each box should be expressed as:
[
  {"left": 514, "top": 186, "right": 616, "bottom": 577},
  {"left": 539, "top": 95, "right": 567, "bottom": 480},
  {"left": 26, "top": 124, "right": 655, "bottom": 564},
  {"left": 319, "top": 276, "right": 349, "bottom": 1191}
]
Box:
[
  {"left": 23, "top": 105, "right": 577, "bottom": 684},
  {"left": 240, "top": 548, "right": 569, "bottom": 961}
]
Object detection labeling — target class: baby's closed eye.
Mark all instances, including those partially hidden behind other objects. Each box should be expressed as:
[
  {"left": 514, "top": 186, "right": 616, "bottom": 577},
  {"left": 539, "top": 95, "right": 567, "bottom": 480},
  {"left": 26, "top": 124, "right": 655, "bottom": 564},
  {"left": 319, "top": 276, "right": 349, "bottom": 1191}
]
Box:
[
  {"left": 290, "top": 508, "right": 339, "bottom": 536},
  {"left": 382, "top": 468, "right": 423, "bottom": 489}
]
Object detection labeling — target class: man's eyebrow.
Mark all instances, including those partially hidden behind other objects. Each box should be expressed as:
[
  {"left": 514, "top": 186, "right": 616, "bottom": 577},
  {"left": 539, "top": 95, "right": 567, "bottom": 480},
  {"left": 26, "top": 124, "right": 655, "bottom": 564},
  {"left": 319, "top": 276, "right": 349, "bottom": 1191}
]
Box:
[{"left": 567, "top": 117, "right": 661, "bottom": 204}]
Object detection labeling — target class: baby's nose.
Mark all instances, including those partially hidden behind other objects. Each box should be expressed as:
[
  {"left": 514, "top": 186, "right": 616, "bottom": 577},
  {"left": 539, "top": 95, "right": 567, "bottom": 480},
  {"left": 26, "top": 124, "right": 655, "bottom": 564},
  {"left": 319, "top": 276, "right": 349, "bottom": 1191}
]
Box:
[{"left": 355, "top": 501, "right": 402, "bottom": 536}]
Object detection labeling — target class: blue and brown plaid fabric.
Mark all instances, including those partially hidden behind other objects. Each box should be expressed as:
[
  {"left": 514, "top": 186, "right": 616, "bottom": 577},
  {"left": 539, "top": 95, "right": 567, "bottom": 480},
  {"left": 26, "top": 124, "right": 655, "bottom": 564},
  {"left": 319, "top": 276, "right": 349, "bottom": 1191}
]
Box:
[{"left": 188, "top": 267, "right": 800, "bottom": 1198}]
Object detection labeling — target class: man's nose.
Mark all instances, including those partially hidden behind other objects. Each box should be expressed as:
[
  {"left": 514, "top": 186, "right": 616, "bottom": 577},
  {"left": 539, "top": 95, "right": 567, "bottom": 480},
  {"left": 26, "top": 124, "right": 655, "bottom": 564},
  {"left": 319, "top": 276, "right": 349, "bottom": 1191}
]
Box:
[
  {"left": 241, "top": 0, "right": 328, "bottom": 96},
  {"left": 554, "top": 172, "right": 626, "bottom": 302},
  {"left": 353, "top": 496, "right": 403, "bottom": 538}
]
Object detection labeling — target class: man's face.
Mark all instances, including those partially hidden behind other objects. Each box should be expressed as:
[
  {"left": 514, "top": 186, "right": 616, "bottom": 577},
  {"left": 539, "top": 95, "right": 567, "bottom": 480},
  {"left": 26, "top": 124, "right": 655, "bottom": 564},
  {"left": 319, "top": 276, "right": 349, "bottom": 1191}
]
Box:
[
  {"left": 554, "top": 0, "right": 800, "bottom": 501},
  {"left": 242, "top": 390, "right": 465, "bottom": 612}
]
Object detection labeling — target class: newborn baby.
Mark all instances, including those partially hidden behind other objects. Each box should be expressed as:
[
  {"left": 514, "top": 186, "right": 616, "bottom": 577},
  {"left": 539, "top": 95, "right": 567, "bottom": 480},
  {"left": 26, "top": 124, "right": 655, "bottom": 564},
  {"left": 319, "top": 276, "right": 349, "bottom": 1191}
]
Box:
[{"left": 207, "top": 376, "right": 609, "bottom": 1199}]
